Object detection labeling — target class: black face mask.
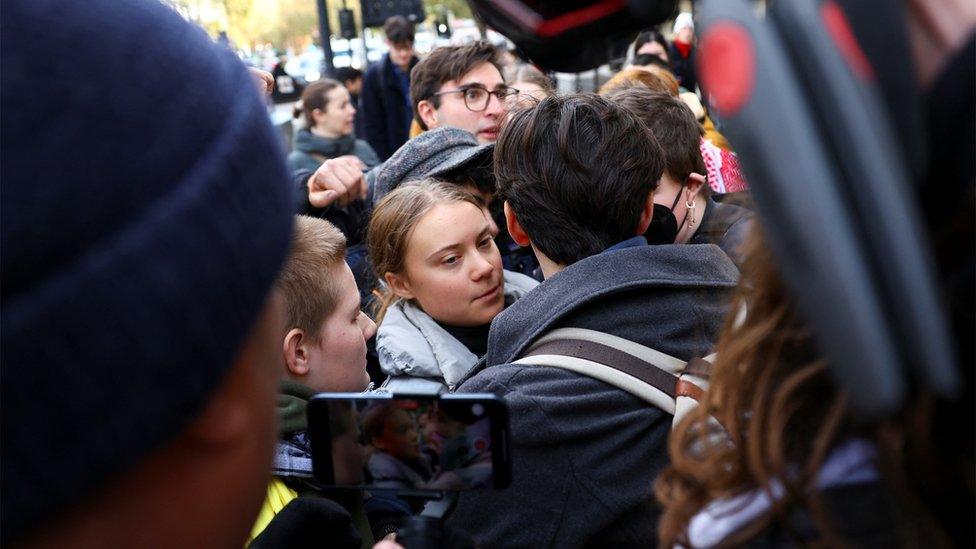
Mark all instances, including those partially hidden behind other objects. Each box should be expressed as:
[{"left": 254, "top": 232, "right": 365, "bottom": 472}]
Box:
[{"left": 645, "top": 187, "right": 689, "bottom": 245}]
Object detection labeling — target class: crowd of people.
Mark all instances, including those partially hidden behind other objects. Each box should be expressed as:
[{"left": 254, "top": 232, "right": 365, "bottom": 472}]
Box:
[{"left": 2, "top": 0, "right": 973, "bottom": 548}]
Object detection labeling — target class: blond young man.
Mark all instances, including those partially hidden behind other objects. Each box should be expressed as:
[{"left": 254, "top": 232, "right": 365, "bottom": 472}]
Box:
[{"left": 250, "top": 216, "right": 377, "bottom": 546}]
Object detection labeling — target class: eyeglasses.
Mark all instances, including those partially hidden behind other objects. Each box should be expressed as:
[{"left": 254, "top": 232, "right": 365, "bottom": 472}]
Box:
[{"left": 431, "top": 85, "right": 520, "bottom": 112}]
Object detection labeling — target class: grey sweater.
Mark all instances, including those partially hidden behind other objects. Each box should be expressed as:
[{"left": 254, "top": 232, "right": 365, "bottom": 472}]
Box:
[{"left": 447, "top": 243, "right": 739, "bottom": 548}]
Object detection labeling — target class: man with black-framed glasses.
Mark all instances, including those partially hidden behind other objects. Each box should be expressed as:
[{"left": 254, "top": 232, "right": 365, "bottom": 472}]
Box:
[
  {"left": 303, "top": 41, "right": 514, "bottom": 212},
  {"left": 430, "top": 84, "right": 520, "bottom": 117},
  {"left": 411, "top": 41, "right": 511, "bottom": 144}
]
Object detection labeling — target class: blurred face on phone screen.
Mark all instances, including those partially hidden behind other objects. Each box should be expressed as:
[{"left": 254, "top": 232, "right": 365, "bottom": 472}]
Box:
[
  {"left": 332, "top": 413, "right": 367, "bottom": 485},
  {"left": 373, "top": 408, "right": 420, "bottom": 461}
]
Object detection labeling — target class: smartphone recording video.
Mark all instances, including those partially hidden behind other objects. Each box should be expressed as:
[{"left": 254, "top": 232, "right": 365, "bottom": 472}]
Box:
[{"left": 307, "top": 393, "right": 510, "bottom": 491}]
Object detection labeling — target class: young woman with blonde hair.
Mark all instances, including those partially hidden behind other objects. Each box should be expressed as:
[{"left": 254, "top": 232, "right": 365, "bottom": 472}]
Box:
[{"left": 367, "top": 179, "right": 538, "bottom": 392}]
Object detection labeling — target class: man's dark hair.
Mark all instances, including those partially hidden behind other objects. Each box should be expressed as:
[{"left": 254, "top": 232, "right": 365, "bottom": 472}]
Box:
[
  {"left": 494, "top": 94, "right": 665, "bottom": 265},
  {"left": 334, "top": 66, "right": 362, "bottom": 85},
  {"left": 383, "top": 16, "right": 415, "bottom": 45},
  {"left": 605, "top": 87, "right": 705, "bottom": 182},
  {"left": 410, "top": 40, "right": 502, "bottom": 130}
]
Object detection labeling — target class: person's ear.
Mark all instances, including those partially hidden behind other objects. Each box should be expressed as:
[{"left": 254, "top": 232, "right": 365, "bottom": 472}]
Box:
[
  {"left": 384, "top": 272, "right": 415, "bottom": 300},
  {"left": 283, "top": 328, "right": 310, "bottom": 377},
  {"left": 504, "top": 201, "right": 531, "bottom": 247},
  {"left": 637, "top": 190, "right": 656, "bottom": 235},
  {"left": 417, "top": 100, "right": 438, "bottom": 130},
  {"left": 686, "top": 173, "right": 707, "bottom": 198}
]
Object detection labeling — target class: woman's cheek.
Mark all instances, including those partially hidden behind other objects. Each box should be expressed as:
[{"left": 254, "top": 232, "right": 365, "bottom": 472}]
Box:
[{"left": 432, "top": 270, "right": 467, "bottom": 317}]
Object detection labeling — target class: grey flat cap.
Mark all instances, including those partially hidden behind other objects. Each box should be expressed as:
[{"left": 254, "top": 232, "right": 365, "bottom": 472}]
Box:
[{"left": 373, "top": 127, "right": 495, "bottom": 205}]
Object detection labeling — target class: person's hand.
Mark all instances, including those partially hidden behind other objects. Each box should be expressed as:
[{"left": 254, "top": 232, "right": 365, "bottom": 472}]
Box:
[
  {"left": 248, "top": 68, "right": 274, "bottom": 96},
  {"left": 308, "top": 155, "right": 368, "bottom": 208}
]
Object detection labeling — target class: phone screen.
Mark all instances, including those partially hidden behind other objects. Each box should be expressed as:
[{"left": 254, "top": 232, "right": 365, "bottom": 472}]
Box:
[{"left": 307, "top": 393, "right": 510, "bottom": 491}]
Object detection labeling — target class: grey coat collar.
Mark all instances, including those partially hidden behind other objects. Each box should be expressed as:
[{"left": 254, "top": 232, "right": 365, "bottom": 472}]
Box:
[
  {"left": 377, "top": 270, "right": 539, "bottom": 390},
  {"left": 486, "top": 243, "right": 739, "bottom": 366}
]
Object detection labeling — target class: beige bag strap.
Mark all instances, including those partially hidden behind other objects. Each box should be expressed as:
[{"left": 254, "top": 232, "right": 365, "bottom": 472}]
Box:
[{"left": 513, "top": 328, "right": 713, "bottom": 417}]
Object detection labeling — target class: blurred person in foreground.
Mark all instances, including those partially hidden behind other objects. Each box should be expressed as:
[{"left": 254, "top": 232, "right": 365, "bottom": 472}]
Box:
[
  {"left": 656, "top": 224, "right": 971, "bottom": 546},
  {"left": 1, "top": 0, "right": 294, "bottom": 545},
  {"left": 655, "top": 0, "right": 975, "bottom": 544}
]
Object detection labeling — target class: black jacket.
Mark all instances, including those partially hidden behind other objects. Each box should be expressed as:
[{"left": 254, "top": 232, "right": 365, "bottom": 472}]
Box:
[{"left": 361, "top": 54, "right": 418, "bottom": 161}]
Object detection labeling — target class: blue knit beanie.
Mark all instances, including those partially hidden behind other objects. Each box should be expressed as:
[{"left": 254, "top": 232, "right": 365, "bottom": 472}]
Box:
[{"left": 1, "top": 0, "right": 294, "bottom": 541}]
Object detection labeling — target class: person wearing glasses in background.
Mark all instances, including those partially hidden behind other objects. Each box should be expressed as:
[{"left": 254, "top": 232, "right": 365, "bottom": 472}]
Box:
[{"left": 410, "top": 40, "right": 517, "bottom": 144}]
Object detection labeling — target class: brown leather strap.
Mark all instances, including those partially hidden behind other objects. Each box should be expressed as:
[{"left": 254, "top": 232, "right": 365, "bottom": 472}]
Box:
[
  {"left": 675, "top": 379, "right": 705, "bottom": 401},
  {"left": 682, "top": 356, "right": 714, "bottom": 378},
  {"left": 524, "top": 339, "right": 678, "bottom": 398}
]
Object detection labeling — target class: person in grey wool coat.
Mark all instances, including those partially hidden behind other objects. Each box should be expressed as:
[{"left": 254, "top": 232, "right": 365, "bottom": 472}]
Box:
[{"left": 444, "top": 94, "right": 739, "bottom": 547}]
